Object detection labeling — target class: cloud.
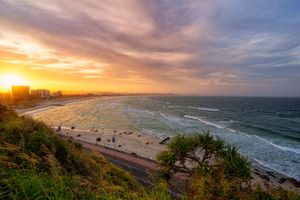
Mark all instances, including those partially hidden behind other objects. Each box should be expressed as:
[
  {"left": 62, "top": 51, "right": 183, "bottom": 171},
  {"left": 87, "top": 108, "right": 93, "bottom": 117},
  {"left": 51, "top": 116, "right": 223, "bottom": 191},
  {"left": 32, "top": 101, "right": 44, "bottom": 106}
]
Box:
[{"left": 0, "top": 0, "right": 299, "bottom": 96}]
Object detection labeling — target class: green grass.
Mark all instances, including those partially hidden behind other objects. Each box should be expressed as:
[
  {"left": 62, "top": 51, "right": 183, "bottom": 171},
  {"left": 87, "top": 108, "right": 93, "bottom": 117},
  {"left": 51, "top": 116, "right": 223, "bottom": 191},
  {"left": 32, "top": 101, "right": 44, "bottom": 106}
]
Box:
[
  {"left": 2, "top": 105, "right": 298, "bottom": 200},
  {"left": 0, "top": 105, "right": 171, "bottom": 199}
]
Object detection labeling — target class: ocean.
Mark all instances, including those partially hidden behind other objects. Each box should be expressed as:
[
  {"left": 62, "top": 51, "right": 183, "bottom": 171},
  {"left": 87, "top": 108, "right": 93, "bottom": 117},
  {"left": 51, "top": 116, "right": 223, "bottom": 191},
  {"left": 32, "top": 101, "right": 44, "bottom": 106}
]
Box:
[{"left": 32, "top": 96, "right": 300, "bottom": 180}]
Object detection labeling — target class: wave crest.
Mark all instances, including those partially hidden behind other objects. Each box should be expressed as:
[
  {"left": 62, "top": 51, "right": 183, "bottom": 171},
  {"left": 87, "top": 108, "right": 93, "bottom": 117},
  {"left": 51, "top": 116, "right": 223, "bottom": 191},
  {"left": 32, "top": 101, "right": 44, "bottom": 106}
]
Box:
[{"left": 184, "top": 115, "right": 225, "bottom": 129}]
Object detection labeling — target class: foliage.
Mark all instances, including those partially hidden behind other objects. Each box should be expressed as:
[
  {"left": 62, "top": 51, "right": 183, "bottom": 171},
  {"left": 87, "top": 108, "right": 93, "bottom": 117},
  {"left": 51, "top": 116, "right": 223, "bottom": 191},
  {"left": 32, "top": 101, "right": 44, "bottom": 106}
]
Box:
[
  {"left": 157, "top": 130, "right": 250, "bottom": 181},
  {"left": 0, "top": 106, "right": 171, "bottom": 199},
  {"left": 157, "top": 131, "right": 299, "bottom": 200}
]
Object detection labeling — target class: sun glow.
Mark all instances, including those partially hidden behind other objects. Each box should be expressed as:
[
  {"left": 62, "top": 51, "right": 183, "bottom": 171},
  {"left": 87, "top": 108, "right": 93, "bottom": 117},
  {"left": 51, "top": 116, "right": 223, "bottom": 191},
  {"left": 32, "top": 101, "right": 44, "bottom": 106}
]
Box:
[{"left": 0, "top": 74, "right": 28, "bottom": 91}]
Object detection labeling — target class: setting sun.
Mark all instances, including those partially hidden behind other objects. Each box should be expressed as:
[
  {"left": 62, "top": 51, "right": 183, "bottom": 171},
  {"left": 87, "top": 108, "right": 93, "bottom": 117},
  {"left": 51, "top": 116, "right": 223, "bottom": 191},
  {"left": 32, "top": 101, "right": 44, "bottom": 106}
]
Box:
[{"left": 0, "top": 74, "right": 28, "bottom": 91}]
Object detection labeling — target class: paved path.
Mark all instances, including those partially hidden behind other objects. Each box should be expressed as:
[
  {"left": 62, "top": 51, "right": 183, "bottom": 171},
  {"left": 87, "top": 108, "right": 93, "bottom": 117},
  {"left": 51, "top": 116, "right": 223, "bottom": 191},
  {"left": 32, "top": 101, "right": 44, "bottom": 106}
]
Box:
[
  {"left": 79, "top": 141, "right": 158, "bottom": 170},
  {"left": 67, "top": 138, "right": 182, "bottom": 198}
]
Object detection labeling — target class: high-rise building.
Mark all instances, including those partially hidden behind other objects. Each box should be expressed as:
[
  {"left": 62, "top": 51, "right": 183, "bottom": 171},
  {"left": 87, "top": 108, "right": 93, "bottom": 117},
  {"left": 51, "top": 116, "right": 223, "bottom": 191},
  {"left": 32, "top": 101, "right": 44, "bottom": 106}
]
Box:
[
  {"left": 56, "top": 91, "right": 63, "bottom": 97},
  {"left": 11, "top": 86, "right": 30, "bottom": 101},
  {"left": 52, "top": 91, "right": 63, "bottom": 97},
  {"left": 31, "top": 89, "right": 50, "bottom": 98}
]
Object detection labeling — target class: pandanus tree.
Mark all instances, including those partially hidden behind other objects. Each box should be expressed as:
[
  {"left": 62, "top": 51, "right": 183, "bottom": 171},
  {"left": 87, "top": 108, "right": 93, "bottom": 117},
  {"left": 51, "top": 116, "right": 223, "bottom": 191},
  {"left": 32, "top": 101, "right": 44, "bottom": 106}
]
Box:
[{"left": 157, "top": 130, "right": 251, "bottom": 199}]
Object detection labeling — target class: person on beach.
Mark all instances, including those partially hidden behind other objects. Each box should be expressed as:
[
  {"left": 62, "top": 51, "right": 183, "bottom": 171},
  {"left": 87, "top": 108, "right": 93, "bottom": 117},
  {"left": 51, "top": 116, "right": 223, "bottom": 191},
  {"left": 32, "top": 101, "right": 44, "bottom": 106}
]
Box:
[{"left": 112, "top": 135, "right": 116, "bottom": 143}]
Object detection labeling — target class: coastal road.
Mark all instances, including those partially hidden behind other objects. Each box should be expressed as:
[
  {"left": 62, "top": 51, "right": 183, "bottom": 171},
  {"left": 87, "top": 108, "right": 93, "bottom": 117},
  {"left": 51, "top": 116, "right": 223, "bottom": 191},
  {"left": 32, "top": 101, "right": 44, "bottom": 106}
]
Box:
[
  {"left": 77, "top": 140, "right": 158, "bottom": 186},
  {"left": 101, "top": 151, "right": 154, "bottom": 187},
  {"left": 75, "top": 139, "right": 182, "bottom": 198}
]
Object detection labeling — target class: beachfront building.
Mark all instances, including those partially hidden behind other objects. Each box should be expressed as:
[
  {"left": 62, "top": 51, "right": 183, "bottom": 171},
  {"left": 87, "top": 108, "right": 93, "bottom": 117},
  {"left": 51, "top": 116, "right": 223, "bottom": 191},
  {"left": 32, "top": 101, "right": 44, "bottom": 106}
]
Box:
[
  {"left": 11, "top": 86, "right": 30, "bottom": 101},
  {"left": 31, "top": 89, "right": 50, "bottom": 98},
  {"left": 52, "top": 91, "right": 63, "bottom": 97}
]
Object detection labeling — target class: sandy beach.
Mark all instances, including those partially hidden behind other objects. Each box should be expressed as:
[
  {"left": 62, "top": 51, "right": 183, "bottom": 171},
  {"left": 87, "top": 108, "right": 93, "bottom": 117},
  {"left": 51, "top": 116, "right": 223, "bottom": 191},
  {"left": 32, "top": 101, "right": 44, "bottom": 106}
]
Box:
[
  {"left": 19, "top": 97, "right": 300, "bottom": 194},
  {"left": 57, "top": 127, "right": 167, "bottom": 160},
  {"left": 54, "top": 125, "right": 299, "bottom": 194},
  {"left": 16, "top": 96, "right": 97, "bottom": 116}
]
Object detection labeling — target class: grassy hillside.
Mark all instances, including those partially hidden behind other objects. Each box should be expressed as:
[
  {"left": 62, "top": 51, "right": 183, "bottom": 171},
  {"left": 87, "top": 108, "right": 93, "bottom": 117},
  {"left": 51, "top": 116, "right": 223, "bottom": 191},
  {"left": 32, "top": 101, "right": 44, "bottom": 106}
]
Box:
[
  {"left": 0, "top": 105, "right": 170, "bottom": 200},
  {"left": 1, "top": 105, "right": 298, "bottom": 200}
]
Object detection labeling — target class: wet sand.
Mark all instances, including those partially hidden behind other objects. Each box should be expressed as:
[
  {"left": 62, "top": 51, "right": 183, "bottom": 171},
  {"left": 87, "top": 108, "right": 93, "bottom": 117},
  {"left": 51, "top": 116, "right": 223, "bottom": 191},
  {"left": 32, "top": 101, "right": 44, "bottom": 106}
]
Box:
[
  {"left": 18, "top": 98, "right": 300, "bottom": 194},
  {"left": 56, "top": 126, "right": 299, "bottom": 194}
]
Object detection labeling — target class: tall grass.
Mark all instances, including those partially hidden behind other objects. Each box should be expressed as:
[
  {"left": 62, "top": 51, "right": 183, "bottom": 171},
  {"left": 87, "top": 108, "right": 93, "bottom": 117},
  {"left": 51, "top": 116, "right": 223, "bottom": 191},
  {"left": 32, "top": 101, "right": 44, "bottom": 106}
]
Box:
[{"left": 0, "top": 105, "right": 171, "bottom": 199}]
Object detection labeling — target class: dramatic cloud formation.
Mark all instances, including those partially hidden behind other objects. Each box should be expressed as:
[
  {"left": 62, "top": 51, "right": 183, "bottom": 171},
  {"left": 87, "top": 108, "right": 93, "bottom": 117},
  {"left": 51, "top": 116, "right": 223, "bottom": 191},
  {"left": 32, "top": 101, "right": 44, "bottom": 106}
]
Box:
[{"left": 0, "top": 0, "right": 299, "bottom": 96}]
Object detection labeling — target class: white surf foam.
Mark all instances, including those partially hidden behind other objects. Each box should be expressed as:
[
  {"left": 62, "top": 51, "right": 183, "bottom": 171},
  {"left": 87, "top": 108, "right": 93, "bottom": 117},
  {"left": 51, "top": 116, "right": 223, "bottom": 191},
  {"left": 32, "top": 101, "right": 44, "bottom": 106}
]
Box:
[
  {"left": 227, "top": 128, "right": 237, "bottom": 133},
  {"left": 145, "top": 110, "right": 154, "bottom": 115},
  {"left": 255, "top": 135, "right": 300, "bottom": 155},
  {"left": 142, "top": 128, "right": 166, "bottom": 139},
  {"left": 193, "top": 106, "right": 220, "bottom": 112},
  {"left": 159, "top": 111, "right": 187, "bottom": 126},
  {"left": 25, "top": 106, "right": 57, "bottom": 115},
  {"left": 184, "top": 115, "right": 225, "bottom": 129},
  {"left": 167, "top": 105, "right": 219, "bottom": 112}
]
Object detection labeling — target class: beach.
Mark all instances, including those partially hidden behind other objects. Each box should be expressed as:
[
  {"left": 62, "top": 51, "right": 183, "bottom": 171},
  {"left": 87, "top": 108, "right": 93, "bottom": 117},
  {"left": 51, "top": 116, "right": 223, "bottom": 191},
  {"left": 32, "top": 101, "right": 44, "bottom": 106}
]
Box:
[
  {"left": 57, "top": 127, "right": 167, "bottom": 160},
  {"left": 50, "top": 125, "right": 299, "bottom": 194},
  {"left": 19, "top": 96, "right": 300, "bottom": 194}
]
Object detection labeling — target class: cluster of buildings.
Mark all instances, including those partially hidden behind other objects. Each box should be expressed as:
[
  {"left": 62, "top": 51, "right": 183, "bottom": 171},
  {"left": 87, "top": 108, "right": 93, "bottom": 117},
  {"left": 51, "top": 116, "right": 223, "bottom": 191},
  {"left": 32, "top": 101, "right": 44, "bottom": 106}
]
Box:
[{"left": 0, "top": 85, "right": 63, "bottom": 104}]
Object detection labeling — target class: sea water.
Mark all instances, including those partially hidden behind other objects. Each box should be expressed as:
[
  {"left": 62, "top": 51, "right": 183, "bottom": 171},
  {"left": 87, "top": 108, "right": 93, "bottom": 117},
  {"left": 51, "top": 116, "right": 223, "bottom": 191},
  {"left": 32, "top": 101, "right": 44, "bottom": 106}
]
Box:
[{"left": 32, "top": 96, "right": 300, "bottom": 180}]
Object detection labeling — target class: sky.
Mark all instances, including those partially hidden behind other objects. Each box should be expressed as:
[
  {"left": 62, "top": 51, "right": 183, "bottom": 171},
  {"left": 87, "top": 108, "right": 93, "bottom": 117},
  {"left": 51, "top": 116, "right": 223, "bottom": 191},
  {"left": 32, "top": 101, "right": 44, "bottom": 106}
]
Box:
[{"left": 0, "top": 0, "right": 300, "bottom": 96}]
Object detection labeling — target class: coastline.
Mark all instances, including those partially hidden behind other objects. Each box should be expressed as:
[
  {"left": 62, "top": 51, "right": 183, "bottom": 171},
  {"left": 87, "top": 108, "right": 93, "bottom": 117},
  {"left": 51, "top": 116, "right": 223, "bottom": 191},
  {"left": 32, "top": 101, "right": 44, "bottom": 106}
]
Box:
[
  {"left": 18, "top": 97, "right": 300, "bottom": 194},
  {"left": 57, "top": 126, "right": 300, "bottom": 194},
  {"left": 16, "top": 96, "right": 99, "bottom": 115}
]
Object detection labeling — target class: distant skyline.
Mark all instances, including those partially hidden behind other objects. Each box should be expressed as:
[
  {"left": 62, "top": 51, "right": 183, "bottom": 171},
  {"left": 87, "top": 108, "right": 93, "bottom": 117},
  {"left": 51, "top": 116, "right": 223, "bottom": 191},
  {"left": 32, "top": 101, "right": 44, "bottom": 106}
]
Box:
[{"left": 0, "top": 0, "right": 300, "bottom": 96}]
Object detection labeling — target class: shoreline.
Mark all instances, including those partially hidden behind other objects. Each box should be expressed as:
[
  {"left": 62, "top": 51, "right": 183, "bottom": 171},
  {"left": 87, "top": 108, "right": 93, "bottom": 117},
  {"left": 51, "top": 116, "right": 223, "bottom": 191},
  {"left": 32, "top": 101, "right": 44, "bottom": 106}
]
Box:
[
  {"left": 18, "top": 98, "right": 300, "bottom": 194},
  {"left": 16, "top": 96, "right": 101, "bottom": 115},
  {"left": 56, "top": 126, "right": 299, "bottom": 194}
]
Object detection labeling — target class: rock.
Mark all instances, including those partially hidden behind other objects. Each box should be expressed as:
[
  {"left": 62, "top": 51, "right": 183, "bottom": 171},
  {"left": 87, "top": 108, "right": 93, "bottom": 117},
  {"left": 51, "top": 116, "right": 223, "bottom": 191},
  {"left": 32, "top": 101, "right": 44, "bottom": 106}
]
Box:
[
  {"left": 260, "top": 174, "right": 270, "bottom": 182},
  {"left": 159, "top": 137, "right": 170, "bottom": 144},
  {"left": 130, "top": 152, "right": 137, "bottom": 157},
  {"left": 278, "top": 178, "right": 287, "bottom": 184},
  {"left": 288, "top": 178, "right": 300, "bottom": 188},
  {"left": 266, "top": 171, "right": 277, "bottom": 178}
]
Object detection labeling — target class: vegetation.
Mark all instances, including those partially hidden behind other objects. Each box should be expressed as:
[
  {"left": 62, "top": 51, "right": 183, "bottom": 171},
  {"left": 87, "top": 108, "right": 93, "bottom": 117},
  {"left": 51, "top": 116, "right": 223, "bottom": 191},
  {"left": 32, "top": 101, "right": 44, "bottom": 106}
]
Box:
[
  {"left": 157, "top": 131, "right": 300, "bottom": 200},
  {"left": 0, "top": 105, "right": 170, "bottom": 199},
  {"left": 0, "top": 105, "right": 298, "bottom": 199}
]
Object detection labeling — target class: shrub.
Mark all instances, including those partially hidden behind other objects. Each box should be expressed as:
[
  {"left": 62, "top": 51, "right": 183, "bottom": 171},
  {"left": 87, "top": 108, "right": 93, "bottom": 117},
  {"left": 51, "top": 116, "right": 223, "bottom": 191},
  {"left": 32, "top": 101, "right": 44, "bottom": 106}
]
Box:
[
  {"left": 157, "top": 131, "right": 250, "bottom": 181},
  {"left": 157, "top": 131, "right": 252, "bottom": 199},
  {"left": 0, "top": 106, "right": 173, "bottom": 199}
]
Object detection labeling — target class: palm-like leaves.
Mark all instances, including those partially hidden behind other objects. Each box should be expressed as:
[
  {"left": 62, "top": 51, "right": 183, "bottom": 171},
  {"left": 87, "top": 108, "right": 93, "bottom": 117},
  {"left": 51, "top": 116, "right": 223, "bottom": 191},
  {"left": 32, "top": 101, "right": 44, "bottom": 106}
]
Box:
[{"left": 157, "top": 130, "right": 250, "bottom": 183}]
